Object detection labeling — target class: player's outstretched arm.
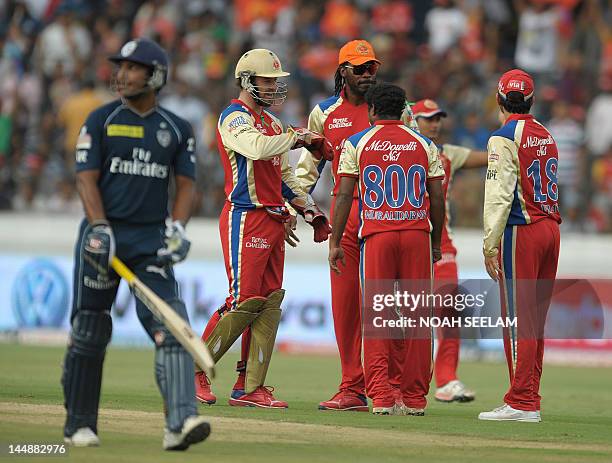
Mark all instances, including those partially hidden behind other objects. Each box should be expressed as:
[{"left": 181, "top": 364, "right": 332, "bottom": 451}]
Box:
[
  {"left": 463, "top": 150, "right": 488, "bottom": 169},
  {"left": 221, "top": 110, "right": 296, "bottom": 161}
]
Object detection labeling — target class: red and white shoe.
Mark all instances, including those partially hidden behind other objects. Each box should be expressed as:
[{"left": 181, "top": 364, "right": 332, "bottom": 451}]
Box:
[
  {"left": 435, "top": 380, "right": 475, "bottom": 403},
  {"left": 229, "top": 386, "right": 288, "bottom": 409},
  {"left": 195, "top": 371, "right": 216, "bottom": 405},
  {"left": 318, "top": 391, "right": 369, "bottom": 412}
]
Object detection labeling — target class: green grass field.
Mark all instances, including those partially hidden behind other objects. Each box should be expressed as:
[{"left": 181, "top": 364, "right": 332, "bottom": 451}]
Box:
[{"left": 1, "top": 344, "right": 611, "bottom": 463}]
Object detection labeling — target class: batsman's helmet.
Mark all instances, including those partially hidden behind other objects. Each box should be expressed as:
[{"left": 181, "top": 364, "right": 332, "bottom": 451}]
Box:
[
  {"left": 234, "top": 49, "right": 289, "bottom": 106},
  {"left": 109, "top": 38, "right": 169, "bottom": 90}
]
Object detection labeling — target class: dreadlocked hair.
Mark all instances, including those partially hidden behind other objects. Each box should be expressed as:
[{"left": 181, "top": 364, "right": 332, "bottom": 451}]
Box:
[
  {"left": 365, "top": 82, "right": 407, "bottom": 119},
  {"left": 334, "top": 67, "right": 344, "bottom": 96},
  {"left": 498, "top": 91, "right": 533, "bottom": 114}
]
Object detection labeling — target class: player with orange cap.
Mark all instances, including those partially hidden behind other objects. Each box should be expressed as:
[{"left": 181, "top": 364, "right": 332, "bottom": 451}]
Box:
[{"left": 294, "top": 40, "right": 400, "bottom": 411}]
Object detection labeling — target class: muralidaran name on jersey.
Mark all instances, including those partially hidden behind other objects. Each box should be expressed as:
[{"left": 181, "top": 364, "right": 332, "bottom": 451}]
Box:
[{"left": 363, "top": 209, "right": 427, "bottom": 221}]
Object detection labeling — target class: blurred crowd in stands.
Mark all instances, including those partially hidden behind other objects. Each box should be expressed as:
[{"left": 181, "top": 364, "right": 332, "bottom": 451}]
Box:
[{"left": 0, "top": 0, "right": 611, "bottom": 232}]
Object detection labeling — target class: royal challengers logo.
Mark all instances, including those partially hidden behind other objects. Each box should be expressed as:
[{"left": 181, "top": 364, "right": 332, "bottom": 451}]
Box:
[
  {"left": 271, "top": 120, "right": 282, "bottom": 134},
  {"left": 424, "top": 99, "right": 438, "bottom": 110}
]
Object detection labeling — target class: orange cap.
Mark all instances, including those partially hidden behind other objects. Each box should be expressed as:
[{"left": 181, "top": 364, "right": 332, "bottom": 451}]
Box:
[{"left": 338, "top": 40, "right": 380, "bottom": 66}]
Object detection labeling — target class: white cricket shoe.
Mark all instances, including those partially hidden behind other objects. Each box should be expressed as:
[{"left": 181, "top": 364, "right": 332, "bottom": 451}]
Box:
[
  {"left": 478, "top": 404, "right": 541, "bottom": 422},
  {"left": 372, "top": 403, "right": 405, "bottom": 416},
  {"left": 435, "top": 380, "right": 476, "bottom": 403},
  {"left": 403, "top": 406, "right": 425, "bottom": 416},
  {"left": 64, "top": 427, "right": 100, "bottom": 447},
  {"left": 163, "top": 415, "right": 211, "bottom": 451}
]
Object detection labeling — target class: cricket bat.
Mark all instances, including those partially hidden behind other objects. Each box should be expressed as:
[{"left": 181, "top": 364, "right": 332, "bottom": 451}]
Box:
[{"left": 111, "top": 256, "right": 216, "bottom": 378}]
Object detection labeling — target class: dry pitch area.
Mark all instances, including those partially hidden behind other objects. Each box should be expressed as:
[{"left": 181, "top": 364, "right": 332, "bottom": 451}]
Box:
[{"left": 1, "top": 344, "right": 611, "bottom": 462}]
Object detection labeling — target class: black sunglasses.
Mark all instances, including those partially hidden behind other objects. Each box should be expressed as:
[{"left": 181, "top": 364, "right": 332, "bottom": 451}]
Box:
[{"left": 345, "top": 62, "right": 379, "bottom": 76}]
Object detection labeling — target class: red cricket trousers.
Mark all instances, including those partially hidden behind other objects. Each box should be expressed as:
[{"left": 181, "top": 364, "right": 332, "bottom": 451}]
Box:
[
  {"left": 329, "top": 197, "right": 366, "bottom": 394},
  {"left": 499, "top": 218, "right": 560, "bottom": 411},
  {"left": 201, "top": 203, "right": 285, "bottom": 381},
  {"left": 361, "top": 230, "right": 433, "bottom": 408},
  {"left": 433, "top": 258, "right": 460, "bottom": 387}
]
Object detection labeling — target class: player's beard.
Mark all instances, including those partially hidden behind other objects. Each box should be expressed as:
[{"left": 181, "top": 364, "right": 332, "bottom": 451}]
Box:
[{"left": 346, "top": 76, "right": 376, "bottom": 97}]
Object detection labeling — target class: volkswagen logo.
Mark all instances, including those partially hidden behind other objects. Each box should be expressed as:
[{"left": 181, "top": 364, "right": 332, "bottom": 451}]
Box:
[{"left": 11, "top": 259, "right": 69, "bottom": 327}]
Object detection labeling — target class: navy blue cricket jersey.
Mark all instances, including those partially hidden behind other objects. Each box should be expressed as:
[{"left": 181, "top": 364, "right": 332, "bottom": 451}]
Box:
[{"left": 75, "top": 99, "right": 196, "bottom": 224}]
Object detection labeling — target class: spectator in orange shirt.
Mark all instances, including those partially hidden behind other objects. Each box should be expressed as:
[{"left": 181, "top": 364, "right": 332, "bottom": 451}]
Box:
[{"left": 57, "top": 79, "right": 104, "bottom": 167}]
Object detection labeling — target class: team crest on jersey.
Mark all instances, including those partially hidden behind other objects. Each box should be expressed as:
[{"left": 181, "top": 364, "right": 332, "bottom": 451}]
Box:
[
  {"left": 156, "top": 129, "right": 171, "bottom": 147},
  {"left": 270, "top": 120, "right": 282, "bottom": 134}
]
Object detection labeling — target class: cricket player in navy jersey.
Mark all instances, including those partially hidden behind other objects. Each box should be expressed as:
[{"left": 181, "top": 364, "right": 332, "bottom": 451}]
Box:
[{"left": 62, "top": 38, "right": 210, "bottom": 450}]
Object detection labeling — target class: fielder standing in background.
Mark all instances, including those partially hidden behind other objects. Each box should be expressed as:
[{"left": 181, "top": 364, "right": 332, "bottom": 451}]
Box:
[
  {"left": 330, "top": 83, "right": 445, "bottom": 415},
  {"left": 480, "top": 69, "right": 561, "bottom": 422},
  {"left": 295, "top": 40, "right": 385, "bottom": 412},
  {"left": 409, "top": 99, "right": 488, "bottom": 403},
  {"left": 194, "top": 49, "right": 332, "bottom": 408},
  {"left": 64, "top": 38, "right": 210, "bottom": 450}
]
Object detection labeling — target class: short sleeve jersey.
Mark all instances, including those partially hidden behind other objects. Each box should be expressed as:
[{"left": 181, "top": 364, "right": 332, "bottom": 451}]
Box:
[
  {"left": 75, "top": 100, "right": 196, "bottom": 224},
  {"left": 338, "top": 120, "right": 445, "bottom": 239}
]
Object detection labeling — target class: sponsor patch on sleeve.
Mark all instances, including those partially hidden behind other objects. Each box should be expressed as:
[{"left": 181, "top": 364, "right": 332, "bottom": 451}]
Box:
[
  {"left": 76, "top": 133, "right": 92, "bottom": 149},
  {"left": 76, "top": 126, "right": 92, "bottom": 149},
  {"left": 227, "top": 115, "right": 248, "bottom": 131}
]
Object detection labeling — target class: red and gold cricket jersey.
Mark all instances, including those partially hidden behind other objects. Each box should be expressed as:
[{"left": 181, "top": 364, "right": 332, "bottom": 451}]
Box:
[
  {"left": 295, "top": 90, "right": 371, "bottom": 196},
  {"left": 483, "top": 114, "right": 562, "bottom": 254},
  {"left": 217, "top": 98, "right": 306, "bottom": 209},
  {"left": 337, "top": 120, "right": 445, "bottom": 239}
]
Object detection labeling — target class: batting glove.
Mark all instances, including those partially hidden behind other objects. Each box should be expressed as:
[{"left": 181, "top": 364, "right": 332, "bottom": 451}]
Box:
[
  {"left": 157, "top": 219, "right": 191, "bottom": 265},
  {"left": 83, "top": 220, "right": 115, "bottom": 275}
]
